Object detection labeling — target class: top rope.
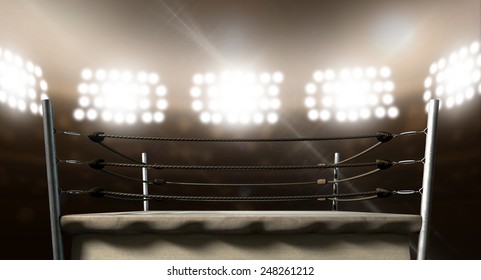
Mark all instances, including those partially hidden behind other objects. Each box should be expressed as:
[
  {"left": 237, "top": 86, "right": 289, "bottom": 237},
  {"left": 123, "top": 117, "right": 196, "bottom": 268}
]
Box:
[{"left": 85, "top": 131, "right": 397, "bottom": 143}]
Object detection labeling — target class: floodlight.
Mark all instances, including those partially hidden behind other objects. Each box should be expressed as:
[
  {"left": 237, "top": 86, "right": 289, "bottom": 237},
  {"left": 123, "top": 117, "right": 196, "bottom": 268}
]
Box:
[
  {"left": 423, "top": 41, "right": 481, "bottom": 111},
  {"left": 73, "top": 68, "right": 168, "bottom": 124},
  {"left": 304, "top": 67, "right": 398, "bottom": 122},
  {"left": 190, "top": 70, "right": 284, "bottom": 125},
  {"left": 0, "top": 46, "right": 49, "bottom": 116}
]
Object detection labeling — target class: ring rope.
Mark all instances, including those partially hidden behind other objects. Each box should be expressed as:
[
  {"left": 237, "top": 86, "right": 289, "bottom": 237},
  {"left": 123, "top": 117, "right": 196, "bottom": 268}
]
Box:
[
  {"left": 91, "top": 138, "right": 389, "bottom": 167},
  {"left": 96, "top": 167, "right": 381, "bottom": 187},
  {"left": 95, "top": 133, "right": 381, "bottom": 142},
  {"left": 57, "top": 129, "right": 425, "bottom": 168},
  {"left": 61, "top": 187, "right": 401, "bottom": 202},
  {"left": 97, "top": 142, "right": 143, "bottom": 164},
  {"left": 59, "top": 158, "right": 404, "bottom": 170},
  {"left": 336, "top": 142, "right": 382, "bottom": 164},
  {"left": 58, "top": 129, "right": 426, "bottom": 143},
  {"left": 56, "top": 129, "right": 425, "bottom": 203},
  {"left": 103, "top": 161, "right": 379, "bottom": 170}
]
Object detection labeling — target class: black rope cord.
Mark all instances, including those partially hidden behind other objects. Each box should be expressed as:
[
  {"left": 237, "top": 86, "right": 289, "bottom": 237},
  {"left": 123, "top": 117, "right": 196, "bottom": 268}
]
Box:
[
  {"left": 84, "top": 135, "right": 388, "bottom": 170},
  {"left": 161, "top": 180, "right": 319, "bottom": 187},
  {"left": 58, "top": 129, "right": 425, "bottom": 169},
  {"left": 95, "top": 166, "right": 380, "bottom": 187},
  {"left": 79, "top": 158, "right": 396, "bottom": 170},
  {"left": 56, "top": 129, "right": 423, "bottom": 192},
  {"left": 336, "top": 142, "right": 382, "bottom": 164},
  {"left": 94, "top": 130, "right": 426, "bottom": 142},
  {"left": 87, "top": 131, "right": 391, "bottom": 143},
  {"left": 61, "top": 158, "right": 421, "bottom": 174},
  {"left": 61, "top": 187, "right": 397, "bottom": 202},
  {"left": 55, "top": 128, "right": 427, "bottom": 142},
  {"left": 58, "top": 129, "right": 426, "bottom": 143},
  {"left": 97, "top": 142, "right": 143, "bottom": 164},
  {"left": 97, "top": 168, "right": 319, "bottom": 186}
]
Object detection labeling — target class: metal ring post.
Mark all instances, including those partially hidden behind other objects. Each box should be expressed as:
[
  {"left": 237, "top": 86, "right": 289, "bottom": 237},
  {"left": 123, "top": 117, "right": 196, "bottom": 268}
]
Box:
[
  {"left": 417, "top": 99, "right": 439, "bottom": 260},
  {"left": 332, "top": 152, "right": 340, "bottom": 211},
  {"left": 142, "top": 152, "right": 149, "bottom": 211},
  {"left": 41, "top": 99, "right": 64, "bottom": 260}
]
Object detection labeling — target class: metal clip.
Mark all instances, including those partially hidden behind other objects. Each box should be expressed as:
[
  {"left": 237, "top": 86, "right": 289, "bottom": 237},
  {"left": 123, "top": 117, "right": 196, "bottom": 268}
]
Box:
[
  {"left": 328, "top": 195, "right": 379, "bottom": 202},
  {"left": 64, "top": 190, "right": 87, "bottom": 195},
  {"left": 62, "top": 159, "right": 84, "bottom": 165},
  {"left": 62, "top": 131, "right": 82, "bottom": 136},
  {"left": 393, "top": 189, "right": 422, "bottom": 195},
  {"left": 395, "top": 159, "right": 418, "bottom": 165},
  {"left": 397, "top": 130, "right": 420, "bottom": 137},
  {"left": 394, "top": 190, "right": 418, "bottom": 195}
]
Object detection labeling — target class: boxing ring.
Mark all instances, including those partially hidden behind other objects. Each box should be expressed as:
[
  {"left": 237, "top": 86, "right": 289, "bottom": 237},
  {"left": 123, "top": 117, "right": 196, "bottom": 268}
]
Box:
[{"left": 42, "top": 99, "right": 439, "bottom": 260}]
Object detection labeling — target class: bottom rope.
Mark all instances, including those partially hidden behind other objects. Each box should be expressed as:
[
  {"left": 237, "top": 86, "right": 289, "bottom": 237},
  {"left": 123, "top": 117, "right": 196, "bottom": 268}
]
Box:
[{"left": 62, "top": 187, "right": 394, "bottom": 202}]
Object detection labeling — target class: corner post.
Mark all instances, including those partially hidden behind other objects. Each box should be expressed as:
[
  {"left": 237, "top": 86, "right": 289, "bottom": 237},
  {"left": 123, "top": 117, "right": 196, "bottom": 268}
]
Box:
[
  {"left": 42, "top": 99, "right": 64, "bottom": 260},
  {"left": 417, "top": 99, "right": 439, "bottom": 260}
]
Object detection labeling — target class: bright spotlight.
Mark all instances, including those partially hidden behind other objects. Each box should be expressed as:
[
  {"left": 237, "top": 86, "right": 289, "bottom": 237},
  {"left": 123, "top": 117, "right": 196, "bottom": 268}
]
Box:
[
  {"left": 423, "top": 41, "right": 481, "bottom": 111},
  {"left": 304, "top": 67, "right": 398, "bottom": 122},
  {"left": 190, "top": 70, "right": 284, "bottom": 125},
  {"left": 73, "top": 68, "right": 168, "bottom": 124},
  {"left": 0, "top": 46, "right": 49, "bottom": 116}
]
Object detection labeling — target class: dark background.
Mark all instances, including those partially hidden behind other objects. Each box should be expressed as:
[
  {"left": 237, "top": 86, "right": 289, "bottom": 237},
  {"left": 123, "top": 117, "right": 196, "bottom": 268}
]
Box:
[{"left": 0, "top": 0, "right": 479, "bottom": 259}]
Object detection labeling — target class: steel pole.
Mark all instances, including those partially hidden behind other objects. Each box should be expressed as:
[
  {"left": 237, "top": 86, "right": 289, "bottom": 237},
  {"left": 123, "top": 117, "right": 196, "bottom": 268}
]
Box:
[
  {"left": 41, "top": 99, "right": 64, "bottom": 260},
  {"left": 142, "top": 152, "right": 149, "bottom": 211},
  {"left": 417, "top": 99, "right": 439, "bottom": 260},
  {"left": 332, "top": 152, "right": 340, "bottom": 211}
]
